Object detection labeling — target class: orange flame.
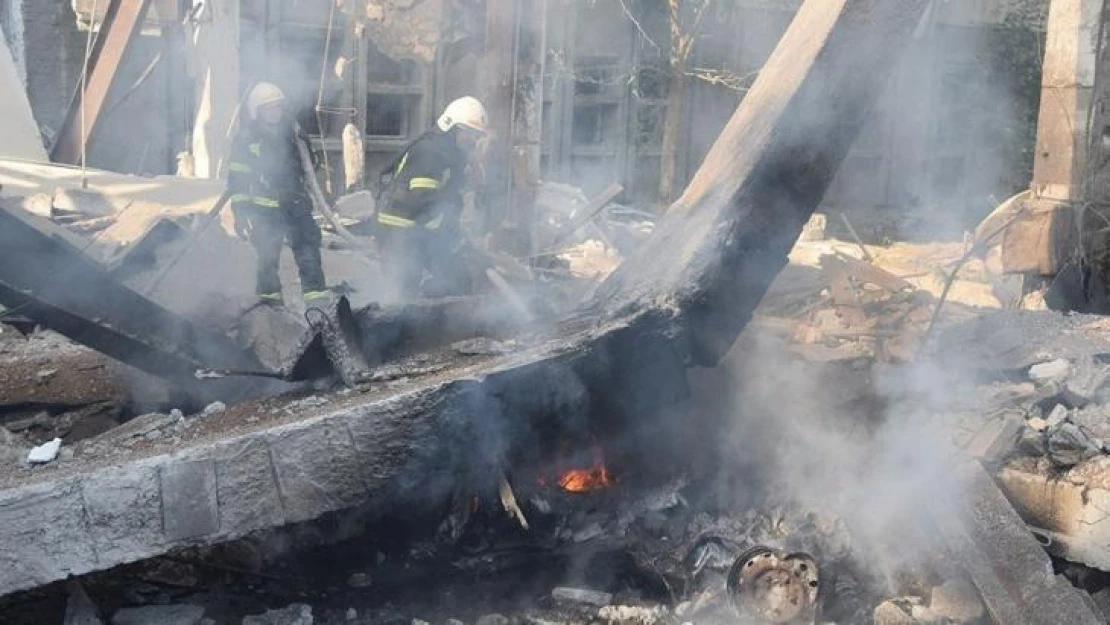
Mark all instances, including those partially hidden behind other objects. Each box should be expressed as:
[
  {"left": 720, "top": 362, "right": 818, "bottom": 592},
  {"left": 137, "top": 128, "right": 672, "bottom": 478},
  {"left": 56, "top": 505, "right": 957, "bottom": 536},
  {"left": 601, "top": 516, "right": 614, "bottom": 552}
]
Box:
[
  {"left": 558, "top": 465, "right": 611, "bottom": 493},
  {"left": 555, "top": 446, "right": 612, "bottom": 493}
]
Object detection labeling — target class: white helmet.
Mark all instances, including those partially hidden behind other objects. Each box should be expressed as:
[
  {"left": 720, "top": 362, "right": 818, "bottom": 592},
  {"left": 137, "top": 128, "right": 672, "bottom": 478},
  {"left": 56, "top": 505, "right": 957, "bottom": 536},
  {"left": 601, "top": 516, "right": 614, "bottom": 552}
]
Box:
[
  {"left": 437, "top": 96, "right": 489, "bottom": 134},
  {"left": 247, "top": 82, "right": 286, "bottom": 120}
]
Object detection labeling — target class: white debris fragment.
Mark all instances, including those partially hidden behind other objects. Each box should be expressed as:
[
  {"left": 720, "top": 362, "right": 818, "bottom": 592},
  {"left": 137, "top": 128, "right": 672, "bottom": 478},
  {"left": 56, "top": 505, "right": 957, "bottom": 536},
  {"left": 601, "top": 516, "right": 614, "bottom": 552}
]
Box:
[
  {"left": 202, "top": 402, "right": 226, "bottom": 416},
  {"left": 27, "top": 437, "right": 62, "bottom": 464},
  {"left": 35, "top": 368, "right": 57, "bottom": 382},
  {"left": 1029, "top": 359, "right": 1070, "bottom": 385},
  {"left": 598, "top": 605, "right": 669, "bottom": 625},
  {"left": 170, "top": 409, "right": 184, "bottom": 420},
  {"left": 552, "top": 586, "right": 614, "bottom": 607},
  {"left": 345, "top": 608, "right": 358, "bottom": 621}
]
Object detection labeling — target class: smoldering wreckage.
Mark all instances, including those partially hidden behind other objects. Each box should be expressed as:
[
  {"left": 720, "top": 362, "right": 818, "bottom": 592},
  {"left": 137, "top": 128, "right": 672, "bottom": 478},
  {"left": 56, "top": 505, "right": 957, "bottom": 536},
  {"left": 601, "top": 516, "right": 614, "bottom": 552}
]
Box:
[{"left": 6, "top": 0, "right": 1110, "bottom": 624}]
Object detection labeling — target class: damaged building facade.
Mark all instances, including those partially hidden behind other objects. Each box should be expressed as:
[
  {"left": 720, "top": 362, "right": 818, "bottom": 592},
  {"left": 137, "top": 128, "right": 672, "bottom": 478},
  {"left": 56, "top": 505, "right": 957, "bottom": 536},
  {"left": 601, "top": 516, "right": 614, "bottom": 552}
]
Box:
[{"left": 2, "top": 0, "right": 1047, "bottom": 232}]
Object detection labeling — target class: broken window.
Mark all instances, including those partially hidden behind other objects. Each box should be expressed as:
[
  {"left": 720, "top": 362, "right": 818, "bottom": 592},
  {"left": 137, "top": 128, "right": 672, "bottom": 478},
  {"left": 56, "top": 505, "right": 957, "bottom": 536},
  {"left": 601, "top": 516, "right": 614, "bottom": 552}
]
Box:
[
  {"left": 572, "top": 103, "right": 619, "bottom": 146},
  {"left": 365, "top": 44, "right": 425, "bottom": 139}
]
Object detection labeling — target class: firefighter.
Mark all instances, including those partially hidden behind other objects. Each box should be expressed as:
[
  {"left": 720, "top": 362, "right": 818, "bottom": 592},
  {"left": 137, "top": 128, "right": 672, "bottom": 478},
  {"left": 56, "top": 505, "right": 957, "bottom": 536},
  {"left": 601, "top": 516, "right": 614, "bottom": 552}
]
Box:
[
  {"left": 228, "top": 82, "right": 330, "bottom": 307},
  {"left": 375, "top": 96, "right": 489, "bottom": 298}
]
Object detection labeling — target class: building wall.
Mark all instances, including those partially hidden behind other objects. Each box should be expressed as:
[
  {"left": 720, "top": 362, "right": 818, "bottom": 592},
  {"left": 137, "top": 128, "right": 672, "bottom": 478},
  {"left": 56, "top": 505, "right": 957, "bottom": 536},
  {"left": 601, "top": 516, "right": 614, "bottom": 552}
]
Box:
[{"left": 539, "top": 0, "right": 1048, "bottom": 236}]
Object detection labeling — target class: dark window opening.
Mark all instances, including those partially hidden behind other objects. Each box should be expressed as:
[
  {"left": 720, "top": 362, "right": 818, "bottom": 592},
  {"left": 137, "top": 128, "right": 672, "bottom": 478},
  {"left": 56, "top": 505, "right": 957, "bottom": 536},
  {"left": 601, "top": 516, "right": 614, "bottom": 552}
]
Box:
[{"left": 572, "top": 104, "right": 618, "bottom": 146}]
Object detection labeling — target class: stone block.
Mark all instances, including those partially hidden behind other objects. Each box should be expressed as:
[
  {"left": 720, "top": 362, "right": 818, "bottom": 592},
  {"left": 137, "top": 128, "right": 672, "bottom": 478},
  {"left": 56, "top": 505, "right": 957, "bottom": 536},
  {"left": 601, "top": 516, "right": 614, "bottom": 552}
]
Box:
[
  {"left": 211, "top": 436, "right": 284, "bottom": 534},
  {"left": 0, "top": 478, "right": 99, "bottom": 592},
  {"left": 267, "top": 421, "right": 367, "bottom": 524},
  {"left": 160, "top": 460, "right": 219, "bottom": 541},
  {"left": 82, "top": 463, "right": 164, "bottom": 564}
]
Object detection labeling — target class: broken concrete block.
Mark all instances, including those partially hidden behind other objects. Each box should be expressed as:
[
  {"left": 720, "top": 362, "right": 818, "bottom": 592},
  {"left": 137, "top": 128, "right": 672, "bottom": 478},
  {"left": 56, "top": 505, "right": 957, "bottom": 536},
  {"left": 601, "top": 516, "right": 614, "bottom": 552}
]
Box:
[
  {"left": 27, "top": 437, "right": 62, "bottom": 464},
  {"left": 111, "top": 604, "right": 205, "bottom": 625},
  {"left": 930, "top": 579, "right": 985, "bottom": 623},
  {"left": 1046, "top": 422, "right": 1103, "bottom": 469},
  {"left": 552, "top": 587, "right": 614, "bottom": 607},
  {"left": 1061, "top": 358, "right": 1110, "bottom": 406},
  {"left": 1027, "top": 417, "right": 1049, "bottom": 432},
  {"left": 1030, "top": 359, "right": 1071, "bottom": 385},
  {"left": 202, "top": 402, "right": 226, "bottom": 416},
  {"left": 241, "top": 603, "right": 313, "bottom": 625}
]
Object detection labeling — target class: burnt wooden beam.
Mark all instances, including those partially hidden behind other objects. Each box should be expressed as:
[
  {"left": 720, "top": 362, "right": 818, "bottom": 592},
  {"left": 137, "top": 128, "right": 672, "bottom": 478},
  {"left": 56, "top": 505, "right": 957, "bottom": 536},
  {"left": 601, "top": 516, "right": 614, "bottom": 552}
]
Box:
[{"left": 593, "top": 0, "right": 931, "bottom": 366}]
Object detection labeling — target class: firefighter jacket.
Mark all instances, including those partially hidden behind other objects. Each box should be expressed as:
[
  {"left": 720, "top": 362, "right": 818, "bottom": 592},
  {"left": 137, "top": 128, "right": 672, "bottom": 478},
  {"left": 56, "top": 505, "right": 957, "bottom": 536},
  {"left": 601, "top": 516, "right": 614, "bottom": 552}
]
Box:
[
  {"left": 376, "top": 129, "right": 467, "bottom": 231},
  {"left": 228, "top": 121, "right": 308, "bottom": 209}
]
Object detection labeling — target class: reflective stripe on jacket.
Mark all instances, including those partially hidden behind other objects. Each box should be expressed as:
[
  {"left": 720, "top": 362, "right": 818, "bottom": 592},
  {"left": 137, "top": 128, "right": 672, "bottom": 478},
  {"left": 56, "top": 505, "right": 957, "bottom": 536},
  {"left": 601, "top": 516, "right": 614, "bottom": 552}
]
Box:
[
  {"left": 228, "top": 122, "right": 305, "bottom": 209},
  {"left": 376, "top": 130, "right": 466, "bottom": 229}
]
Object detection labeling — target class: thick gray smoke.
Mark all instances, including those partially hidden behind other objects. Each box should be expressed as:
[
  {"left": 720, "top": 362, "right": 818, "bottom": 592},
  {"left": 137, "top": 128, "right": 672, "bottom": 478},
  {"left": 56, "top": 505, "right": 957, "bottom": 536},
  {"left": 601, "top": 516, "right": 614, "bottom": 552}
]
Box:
[{"left": 715, "top": 330, "right": 964, "bottom": 590}]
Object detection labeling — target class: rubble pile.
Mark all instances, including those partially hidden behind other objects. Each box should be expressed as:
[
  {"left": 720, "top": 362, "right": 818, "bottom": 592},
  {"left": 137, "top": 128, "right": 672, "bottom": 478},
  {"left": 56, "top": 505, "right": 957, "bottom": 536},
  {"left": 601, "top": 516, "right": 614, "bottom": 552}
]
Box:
[{"left": 754, "top": 241, "right": 990, "bottom": 365}]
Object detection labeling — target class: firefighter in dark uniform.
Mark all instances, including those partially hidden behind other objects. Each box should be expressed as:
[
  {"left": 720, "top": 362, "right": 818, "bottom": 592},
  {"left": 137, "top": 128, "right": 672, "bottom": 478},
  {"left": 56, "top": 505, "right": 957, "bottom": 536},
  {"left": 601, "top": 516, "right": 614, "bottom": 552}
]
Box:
[
  {"left": 375, "top": 96, "right": 489, "bottom": 298},
  {"left": 228, "top": 82, "right": 330, "bottom": 306}
]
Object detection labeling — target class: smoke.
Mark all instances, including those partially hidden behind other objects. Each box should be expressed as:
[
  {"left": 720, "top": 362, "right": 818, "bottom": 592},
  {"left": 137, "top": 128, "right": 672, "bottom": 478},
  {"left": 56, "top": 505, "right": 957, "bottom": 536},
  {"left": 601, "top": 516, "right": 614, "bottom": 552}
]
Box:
[{"left": 710, "top": 328, "right": 967, "bottom": 591}]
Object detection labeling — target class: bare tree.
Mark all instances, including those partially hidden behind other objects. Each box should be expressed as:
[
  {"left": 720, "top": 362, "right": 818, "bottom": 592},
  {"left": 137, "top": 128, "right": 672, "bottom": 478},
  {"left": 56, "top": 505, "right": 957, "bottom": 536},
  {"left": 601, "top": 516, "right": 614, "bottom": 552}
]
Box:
[{"left": 658, "top": 0, "right": 712, "bottom": 206}]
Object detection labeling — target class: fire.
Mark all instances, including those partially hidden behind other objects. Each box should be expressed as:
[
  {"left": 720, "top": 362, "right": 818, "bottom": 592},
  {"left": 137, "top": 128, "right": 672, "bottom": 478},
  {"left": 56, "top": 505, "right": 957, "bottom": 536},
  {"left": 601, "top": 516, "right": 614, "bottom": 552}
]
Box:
[
  {"left": 554, "top": 445, "right": 612, "bottom": 493},
  {"left": 558, "top": 465, "right": 611, "bottom": 493}
]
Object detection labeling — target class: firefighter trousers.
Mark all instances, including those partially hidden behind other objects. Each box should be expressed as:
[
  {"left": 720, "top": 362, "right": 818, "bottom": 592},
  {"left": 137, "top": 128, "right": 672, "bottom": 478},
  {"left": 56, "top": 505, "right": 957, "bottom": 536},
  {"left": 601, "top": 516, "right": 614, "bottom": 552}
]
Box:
[
  {"left": 377, "top": 225, "right": 470, "bottom": 299},
  {"left": 244, "top": 196, "right": 326, "bottom": 298}
]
